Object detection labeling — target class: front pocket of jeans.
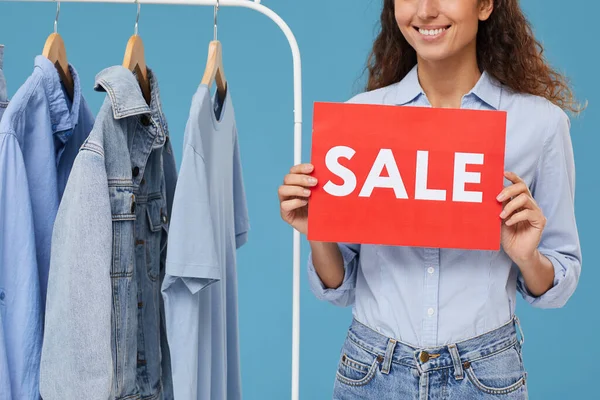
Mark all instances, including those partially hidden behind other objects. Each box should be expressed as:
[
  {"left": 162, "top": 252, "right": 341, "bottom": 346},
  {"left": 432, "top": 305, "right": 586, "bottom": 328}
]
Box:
[
  {"left": 464, "top": 345, "right": 527, "bottom": 395},
  {"left": 335, "top": 339, "right": 380, "bottom": 387}
]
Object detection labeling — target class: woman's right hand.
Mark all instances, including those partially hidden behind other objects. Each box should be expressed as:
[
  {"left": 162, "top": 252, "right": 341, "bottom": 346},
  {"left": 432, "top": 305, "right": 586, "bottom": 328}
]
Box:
[{"left": 278, "top": 163, "right": 317, "bottom": 235}]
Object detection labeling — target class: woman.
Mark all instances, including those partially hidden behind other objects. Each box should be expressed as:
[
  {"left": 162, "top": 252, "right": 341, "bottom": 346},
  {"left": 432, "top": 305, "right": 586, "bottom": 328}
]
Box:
[{"left": 278, "top": 0, "right": 582, "bottom": 398}]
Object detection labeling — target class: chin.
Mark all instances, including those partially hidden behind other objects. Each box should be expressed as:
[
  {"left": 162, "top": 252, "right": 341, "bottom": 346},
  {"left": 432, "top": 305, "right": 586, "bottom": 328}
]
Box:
[{"left": 414, "top": 48, "right": 454, "bottom": 63}]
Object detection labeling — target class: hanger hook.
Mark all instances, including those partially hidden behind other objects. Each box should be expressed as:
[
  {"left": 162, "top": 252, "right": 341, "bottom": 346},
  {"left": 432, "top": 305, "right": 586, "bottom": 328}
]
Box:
[
  {"left": 214, "top": 0, "right": 219, "bottom": 41},
  {"left": 134, "top": 0, "right": 140, "bottom": 36},
  {"left": 54, "top": 0, "right": 60, "bottom": 34}
]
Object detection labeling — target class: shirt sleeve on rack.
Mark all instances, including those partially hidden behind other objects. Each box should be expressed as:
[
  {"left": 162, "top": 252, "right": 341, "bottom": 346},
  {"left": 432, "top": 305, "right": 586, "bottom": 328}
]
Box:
[
  {"left": 0, "top": 132, "right": 42, "bottom": 400},
  {"left": 164, "top": 144, "right": 220, "bottom": 295},
  {"left": 307, "top": 243, "right": 360, "bottom": 308},
  {"left": 517, "top": 110, "right": 582, "bottom": 308},
  {"left": 39, "top": 147, "right": 113, "bottom": 400}
]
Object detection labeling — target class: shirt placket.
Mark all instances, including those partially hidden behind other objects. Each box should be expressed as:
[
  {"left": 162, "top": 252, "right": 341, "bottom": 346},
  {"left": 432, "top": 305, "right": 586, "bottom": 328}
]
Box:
[{"left": 422, "top": 247, "right": 440, "bottom": 347}]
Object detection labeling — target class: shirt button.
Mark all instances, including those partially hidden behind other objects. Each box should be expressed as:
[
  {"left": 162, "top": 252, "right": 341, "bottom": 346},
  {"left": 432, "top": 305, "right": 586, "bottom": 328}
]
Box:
[
  {"left": 427, "top": 267, "right": 434, "bottom": 274},
  {"left": 427, "top": 308, "right": 435, "bottom": 316},
  {"left": 132, "top": 166, "right": 140, "bottom": 177},
  {"left": 0, "top": 291, "right": 5, "bottom": 301},
  {"left": 141, "top": 115, "right": 151, "bottom": 126}
]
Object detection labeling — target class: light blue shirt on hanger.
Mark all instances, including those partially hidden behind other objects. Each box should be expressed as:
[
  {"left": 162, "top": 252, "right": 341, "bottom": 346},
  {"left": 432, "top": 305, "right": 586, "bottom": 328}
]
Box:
[
  {"left": 0, "top": 55, "right": 94, "bottom": 399},
  {"left": 162, "top": 84, "right": 250, "bottom": 400},
  {"left": 307, "top": 65, "right": 582, "bottom": 348}
]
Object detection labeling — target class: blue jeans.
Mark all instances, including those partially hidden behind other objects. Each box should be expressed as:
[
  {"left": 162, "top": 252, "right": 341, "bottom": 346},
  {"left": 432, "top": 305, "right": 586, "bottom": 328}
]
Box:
[{"left": 333, "top": 317, "right": 528, "bottom": 399}]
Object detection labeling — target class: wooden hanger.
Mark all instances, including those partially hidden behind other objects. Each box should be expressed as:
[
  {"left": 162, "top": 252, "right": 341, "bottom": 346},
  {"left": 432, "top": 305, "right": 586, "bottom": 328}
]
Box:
[
  {"left": 201, "top": 40, "right": 227, "bottom": 101},
  {"left": 201, "top": 1, "right": 227, "bottom": 101},
  {"left": 123, "top": 1, "right": 151, "bottom": 105},
  {"left": 42, "top": 2, "right": 74, "bottom": 101},
  {"left": 123, "top": 34, "right": 151, "bottom": 105}
]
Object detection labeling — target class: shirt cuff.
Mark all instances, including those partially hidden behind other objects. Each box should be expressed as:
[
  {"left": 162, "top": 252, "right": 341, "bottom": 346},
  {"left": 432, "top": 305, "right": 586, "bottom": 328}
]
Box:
[
  {"left": 163, "top": 261, "right": 221, "bottom": 294},
  {"left": 307, "top": 244, "right": 358, "bottom": 305},
  {"left": 517, "top": 249, "right": 580, "bottom": 308}
]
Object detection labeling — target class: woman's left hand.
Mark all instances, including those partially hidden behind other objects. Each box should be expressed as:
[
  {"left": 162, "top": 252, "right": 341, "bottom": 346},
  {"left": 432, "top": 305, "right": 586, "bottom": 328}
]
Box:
[{"left": 497, "top": 171, "right": 546, "bottom": 265}]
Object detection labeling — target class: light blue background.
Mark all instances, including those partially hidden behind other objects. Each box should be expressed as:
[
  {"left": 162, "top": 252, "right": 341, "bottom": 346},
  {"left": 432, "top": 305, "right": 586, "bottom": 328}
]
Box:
[{"left": 0, "top": 1, "right": 597, "bottom": 398}]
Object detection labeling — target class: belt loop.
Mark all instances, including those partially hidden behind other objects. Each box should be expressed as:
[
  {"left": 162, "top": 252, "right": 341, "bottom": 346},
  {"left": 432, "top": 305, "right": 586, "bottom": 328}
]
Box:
[
  {"left": 514, "top": 315, "right": 525, "bottom": 346},
  {"left": 447, "top": 344, "right": 464, "bottom": 380},
  {"left": 381, "top": 339, "right": 397, "bottom": 375}
]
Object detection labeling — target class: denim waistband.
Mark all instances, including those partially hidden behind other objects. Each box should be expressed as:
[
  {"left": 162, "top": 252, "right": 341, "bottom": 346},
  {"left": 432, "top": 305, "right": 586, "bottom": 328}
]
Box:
[{"left": 347, "top": 317, "right": 524, "bottom": 376}]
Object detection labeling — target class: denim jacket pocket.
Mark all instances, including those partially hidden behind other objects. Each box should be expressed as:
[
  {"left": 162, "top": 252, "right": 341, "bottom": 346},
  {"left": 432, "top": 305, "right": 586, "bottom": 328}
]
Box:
[
  {"left": 145, "top": 194, "right": 165, "bottom": 281},
  {"left": 109, "top": 182, "right": 136, "bottom": 278},
  {"left": 464, "top": 344, "right": 527, "bottom": 395}
]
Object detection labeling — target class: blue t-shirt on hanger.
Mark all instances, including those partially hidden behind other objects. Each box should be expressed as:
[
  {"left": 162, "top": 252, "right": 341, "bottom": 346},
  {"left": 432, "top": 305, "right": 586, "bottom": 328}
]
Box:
[{"left": 162, "top": 83, "right": 250, "bottom": 400}]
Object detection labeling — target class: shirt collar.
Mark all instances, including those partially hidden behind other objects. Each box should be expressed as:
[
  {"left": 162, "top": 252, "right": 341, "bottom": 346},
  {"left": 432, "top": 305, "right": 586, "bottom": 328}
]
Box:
[
  {"left": 468, "top": 70, "right": 502, "bottom": 110},
  {"left": 94, "top": 65, "right": 169, "bottom": 147},
  {"left": 393, "top": 64, "right": 502, "bottom": 110},
  {"left": 34, "top": 55, "right": 82, "bottom": 137},
  {"left": 393, "top": 65, "right": 424, "bottom": 105},
  {"left": 94, "top": 65, "right": 151, "bottom": 119}
]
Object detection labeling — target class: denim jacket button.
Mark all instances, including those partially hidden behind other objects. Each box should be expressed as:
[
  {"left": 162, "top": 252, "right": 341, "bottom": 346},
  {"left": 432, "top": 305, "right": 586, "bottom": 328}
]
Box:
[
  {"left": 140, "top": 115, "right": 151, "bottom": 126},
  {"left": 131, "top": 195, "right": 136, "bottom": 213},
  {"left": 132, "top": 166, "right": 140, "bottom": 177}
]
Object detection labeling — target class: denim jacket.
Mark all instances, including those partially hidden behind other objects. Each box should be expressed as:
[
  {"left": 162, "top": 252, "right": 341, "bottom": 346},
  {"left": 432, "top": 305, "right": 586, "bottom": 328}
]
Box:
[{"left": 40, "top": 65, "right": 176, "bottom": 400}]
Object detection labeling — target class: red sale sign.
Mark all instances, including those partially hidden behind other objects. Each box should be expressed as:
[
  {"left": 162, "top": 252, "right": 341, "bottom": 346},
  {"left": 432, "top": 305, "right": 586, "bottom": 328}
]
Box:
[{"left": 307, "top": 102, "right": 507, "bottom": 250}]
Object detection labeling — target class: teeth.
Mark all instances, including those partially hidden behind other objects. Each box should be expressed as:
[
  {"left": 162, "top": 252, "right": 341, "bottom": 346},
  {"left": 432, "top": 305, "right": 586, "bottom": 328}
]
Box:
[{"left": 419, "top": 27, "right": 446, "bottom": 36}]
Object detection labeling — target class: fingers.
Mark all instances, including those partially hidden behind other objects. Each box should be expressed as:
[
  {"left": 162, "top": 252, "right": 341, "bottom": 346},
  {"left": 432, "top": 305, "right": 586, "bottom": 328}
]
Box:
[
  {"left": 497, "top": 182, "right": 529, "bottom": 202},
  {"left": 504, "top": 171, "right": 524, "bottom": 185},
  {"left": 500, "top": 193, "right": 532, "bottom": 219},
  {"left": 497, "top": 172, "right": 530, "bottom": 202},
  {"left": 290, "top": 163, "right": 314, "bottom": 174},
  {"left": 279, "top": 164, "right": 317, "bottom": 203},
  {"left": 283, "top": 173, "right": 318, "bottom": 188},
  {"left": 278, "top": 185, "right": 311, "bottom": 199},
  {"left": 281, "top": 198, "right": 308, "bottom": 212},
  {"left": 505, "top": 209, "right": 546, "bottom": 228}
]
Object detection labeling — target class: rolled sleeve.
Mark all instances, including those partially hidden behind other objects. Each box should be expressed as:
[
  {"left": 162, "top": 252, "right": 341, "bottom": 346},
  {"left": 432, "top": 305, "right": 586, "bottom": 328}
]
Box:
[
  {"left": 518, "top": 249, "right": 580, "bottom": 308},
  {"left": 307, "top": 243, "right": 359, "bottom": 307},
  {"left": 517, "top": 110, "right": 582, "bottom": 308}
]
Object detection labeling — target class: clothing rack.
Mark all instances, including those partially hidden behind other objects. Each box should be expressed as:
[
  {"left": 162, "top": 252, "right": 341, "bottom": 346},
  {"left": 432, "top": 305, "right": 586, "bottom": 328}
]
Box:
[{"left": 0, "top": 0, "right": 303, "bottom": 399}]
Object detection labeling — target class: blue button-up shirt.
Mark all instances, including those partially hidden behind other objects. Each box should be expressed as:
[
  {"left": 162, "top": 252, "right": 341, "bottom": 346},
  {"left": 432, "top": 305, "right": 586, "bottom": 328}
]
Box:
[
  {"left": 0, "top": 55, "right": 94, "bottom": 399},
  {"left": 308, "top": 65, "right": 582, "bottom": 348}
]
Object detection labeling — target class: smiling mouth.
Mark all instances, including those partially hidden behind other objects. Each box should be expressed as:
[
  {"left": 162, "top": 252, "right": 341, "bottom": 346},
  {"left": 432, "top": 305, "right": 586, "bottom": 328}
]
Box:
[{"left": 414, "top": 25, "right": 451, "bottom": 36}]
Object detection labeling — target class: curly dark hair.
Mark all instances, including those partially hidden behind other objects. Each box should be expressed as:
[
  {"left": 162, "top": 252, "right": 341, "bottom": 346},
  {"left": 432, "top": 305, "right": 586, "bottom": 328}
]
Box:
[{"left": 366, "top": 0, "right": 582, "bottom": 113}]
